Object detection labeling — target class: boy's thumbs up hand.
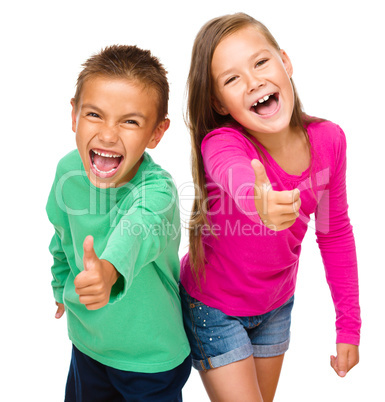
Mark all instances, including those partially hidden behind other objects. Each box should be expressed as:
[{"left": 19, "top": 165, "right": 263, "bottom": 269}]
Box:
[
  {"left": 74, "top": 235, "right": 119, "bottom": 310},
  {"left": 251, "top": 159, "right": 301, "bottom": 231},
  {"left": 83, "top": 235, "right": 99, "bottom": 271}
]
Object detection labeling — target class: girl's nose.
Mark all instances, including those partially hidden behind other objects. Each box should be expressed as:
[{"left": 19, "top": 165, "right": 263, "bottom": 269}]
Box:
[{"left": 246, "top": 73, "right": 264, "bottom": 94}]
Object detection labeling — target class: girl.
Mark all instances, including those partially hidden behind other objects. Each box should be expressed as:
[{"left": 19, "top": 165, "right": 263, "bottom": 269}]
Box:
[{"left": 180, "top": 12, "right": 360, "bottom": 402}]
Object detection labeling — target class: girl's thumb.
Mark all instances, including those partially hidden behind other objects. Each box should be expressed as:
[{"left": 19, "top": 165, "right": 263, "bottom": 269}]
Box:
[{"left": 251, "top": 159, "right": 270, "bottom": 188}]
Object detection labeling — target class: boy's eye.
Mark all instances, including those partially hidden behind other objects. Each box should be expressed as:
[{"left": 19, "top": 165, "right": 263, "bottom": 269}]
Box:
[
  {"left": 87, "top": 112, "right": 100, "bottom": 118},
  {"left": 124, "top": 120, "right": 139, "bottom": 126}
]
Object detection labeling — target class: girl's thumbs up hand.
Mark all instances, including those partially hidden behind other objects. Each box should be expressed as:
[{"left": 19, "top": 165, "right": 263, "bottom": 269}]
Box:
[
  {"left": 251, "top": 159, "right": 301, "bottom": 231},
  {"left": 74, "top": 236, "right": 119, "bottom": 310}
]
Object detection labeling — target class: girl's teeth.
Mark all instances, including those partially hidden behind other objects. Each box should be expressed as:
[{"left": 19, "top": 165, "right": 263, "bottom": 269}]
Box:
[{"left": 257, "top": 95, "right": 271, "bottom": 104}]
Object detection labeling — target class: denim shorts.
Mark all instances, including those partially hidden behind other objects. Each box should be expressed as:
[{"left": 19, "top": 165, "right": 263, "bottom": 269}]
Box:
[{"left": 180, "top": 284, "right": 294, "bottom": 371}]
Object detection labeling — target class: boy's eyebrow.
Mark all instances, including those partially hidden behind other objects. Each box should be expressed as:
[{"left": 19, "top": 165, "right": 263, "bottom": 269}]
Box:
[
  {"left": 82, "top": 104, "right": 147, "bottom": 120},
  {"left": 121, "top": 112, "right": 147, "bottom": 121}
]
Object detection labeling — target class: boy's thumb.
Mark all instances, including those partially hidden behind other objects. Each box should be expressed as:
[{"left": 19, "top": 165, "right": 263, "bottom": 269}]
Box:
[
  {"left": 251, "top": 159, "right": 271, "bottom": 188},
  {"left": 83, "top": 235, "right": 97, "bottom": 271}
]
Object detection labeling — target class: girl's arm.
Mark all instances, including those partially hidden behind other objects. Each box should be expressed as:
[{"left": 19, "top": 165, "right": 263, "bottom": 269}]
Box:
[
  {"left": 202, "top": 127, "right": 300, "bottom": 228},
  {"left": 315, "top": 125, "right": 360, "bottom": 374},
  {"left": 202, "top": 128, "right": 260, "bottom": 219}
]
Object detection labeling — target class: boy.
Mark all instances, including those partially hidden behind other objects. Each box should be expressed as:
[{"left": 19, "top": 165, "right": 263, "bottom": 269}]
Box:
[{"left": 46, "top": 45, "right": 191, "bottom": 401}]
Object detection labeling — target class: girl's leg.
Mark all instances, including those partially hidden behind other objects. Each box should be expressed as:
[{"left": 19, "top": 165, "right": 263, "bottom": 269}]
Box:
[
  {"left": 254, "top": 354, "right": 285, "bottom": 402},
  {"left": 199, "top": 355, "right": 263, "bottom": 402}
]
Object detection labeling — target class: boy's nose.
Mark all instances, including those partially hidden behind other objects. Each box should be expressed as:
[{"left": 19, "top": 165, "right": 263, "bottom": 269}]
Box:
[{"left": 98, "top": 125, "right": 119, "bottom": 143}]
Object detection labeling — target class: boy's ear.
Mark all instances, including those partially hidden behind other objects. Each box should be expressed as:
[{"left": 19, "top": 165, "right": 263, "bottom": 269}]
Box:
[
  {"left": 280, "top": 49, "right": 293, "bottom": 78},
  {"left": 212, "top": 96, "right": 229, "bottom": 116},
  {"left": 70, "top": 98, "right": 77, "bottom": 133},
  {"left": 147, "top": 118, "right": 170, "bottom": 149}
]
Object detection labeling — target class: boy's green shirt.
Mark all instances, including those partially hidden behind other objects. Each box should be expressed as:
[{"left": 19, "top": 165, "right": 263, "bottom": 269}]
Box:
[{"left": 47, "top": 150, "right": 190, "bottom": 372}]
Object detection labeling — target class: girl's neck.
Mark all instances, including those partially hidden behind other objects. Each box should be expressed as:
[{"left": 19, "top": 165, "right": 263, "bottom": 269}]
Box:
[
  {"left": 247, "top": 125, "right": 311, "bottom": 176},
  {"left": 247, "top": 125, "right": 301, "bottom": 154}
]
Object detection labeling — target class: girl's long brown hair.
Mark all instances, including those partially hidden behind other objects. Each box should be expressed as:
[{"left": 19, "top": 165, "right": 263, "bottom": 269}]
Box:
[{"left": 186, "top": 13, "right": 316, "bottom": 283}]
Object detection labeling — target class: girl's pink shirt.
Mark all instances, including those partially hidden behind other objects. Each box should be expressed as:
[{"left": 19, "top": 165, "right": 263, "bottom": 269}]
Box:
[{"left": 180, "top": 120, "right": 361, "bottom": 345}]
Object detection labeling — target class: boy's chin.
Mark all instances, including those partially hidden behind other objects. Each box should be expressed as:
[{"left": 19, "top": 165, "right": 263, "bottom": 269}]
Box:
[{"left": 87, "top": 171, "right": 118, "bottom": 189}]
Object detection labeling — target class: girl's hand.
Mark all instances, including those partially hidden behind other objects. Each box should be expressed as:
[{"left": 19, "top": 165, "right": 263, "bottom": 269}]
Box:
[
  {"left": 330, "top": 343, "right": 359, "bottom": 377},
  {"left": 55, "top": 302, "right": 65, "bottom": 319},
  {"left": 251, "top": 159, "right": 301, "bottom": 231},
  {"left": 74, "top": 236, "right": 119, "bottom": 310}
]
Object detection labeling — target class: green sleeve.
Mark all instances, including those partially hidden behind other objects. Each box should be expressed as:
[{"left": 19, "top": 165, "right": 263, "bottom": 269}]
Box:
[
  {"left": 100, "top": 179, "right": 179, "bottom": 303},
  {"left": 46, "top": 160, "right": 73, "bottom": 304},
  {"left": 48, "top": 231, "right": 70, "bottom": 304}
]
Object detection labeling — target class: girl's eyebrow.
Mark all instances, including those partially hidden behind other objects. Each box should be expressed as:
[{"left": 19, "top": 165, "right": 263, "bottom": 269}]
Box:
[
  {"left": 216, "top": 68, "right": 236, "bottom": 81},
  {"left": 216, "top": 49, "right": 269, "bottom": 81},
  {"left": 248, "top": 49, "right": 270, "bottom": 61}
]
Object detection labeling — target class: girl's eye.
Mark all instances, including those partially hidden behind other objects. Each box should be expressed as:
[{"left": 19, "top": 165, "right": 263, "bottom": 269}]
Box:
[
  {"left": 255, "top": 59, "right": 268, "bottom": 68},
  {"left": 224, "top": 76, "right": 237, "bottom": 86}
]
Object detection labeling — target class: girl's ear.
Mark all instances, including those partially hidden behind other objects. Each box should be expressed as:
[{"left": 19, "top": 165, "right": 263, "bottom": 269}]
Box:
[
  {"left": 211, "top": 96, "right": 229, "bottom": 116},
  {"left": 147, "top": 118, "right": 170, "bottom": 149},
  {"left": 70, "top": 98, "right": 77, "bottom": 133},
  {"left": 280, "top": 49, "right": 293, "bottom": 78}
]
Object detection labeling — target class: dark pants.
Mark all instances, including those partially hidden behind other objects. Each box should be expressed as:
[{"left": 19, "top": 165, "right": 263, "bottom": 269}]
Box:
[{"left": 65, "top": 345, "right": 192, "bottom": 402}]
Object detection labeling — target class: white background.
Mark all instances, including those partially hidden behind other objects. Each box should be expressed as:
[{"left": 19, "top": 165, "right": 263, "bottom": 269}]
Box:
[{"left": 1, "top": 0, "right": 384, "bottom": 401}]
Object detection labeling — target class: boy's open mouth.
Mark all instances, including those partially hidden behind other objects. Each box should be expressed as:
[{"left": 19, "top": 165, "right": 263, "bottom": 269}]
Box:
[
  {"left": 90, "top": 149, "right": 123, "bottom": 177},
  {"left": 251, "top": 93, "right": 279, "bottom": 116}
]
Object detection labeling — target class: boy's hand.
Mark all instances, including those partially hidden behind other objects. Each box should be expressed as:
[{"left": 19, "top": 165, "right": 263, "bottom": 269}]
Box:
[
  {"left": 55, "top": 302, "right": 65, "bottom": 319},
  {"left": 251, "top": 159, "right": 301, "bottom": 231},
  {"left": 330, "top": 343, "right": 359, "bottom": 377},
  {"left": 74, "top": 235, "right": 119, "bottom": 310}
]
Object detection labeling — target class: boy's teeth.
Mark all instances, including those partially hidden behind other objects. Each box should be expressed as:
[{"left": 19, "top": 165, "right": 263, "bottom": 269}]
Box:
[
  {"left": 93, "top": 163, "right": 117, "bottom": 174},
  {"left": 93, "top": 150, "right": 121, "bottom": 158}
]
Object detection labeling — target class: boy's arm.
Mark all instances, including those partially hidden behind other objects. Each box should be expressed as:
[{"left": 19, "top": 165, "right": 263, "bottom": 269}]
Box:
[
  {"left": 49, "top": 231, "right": 71, "bottom": 305},
  {"left": 96, "top": 178, "right": 179, "bottom": 304}
]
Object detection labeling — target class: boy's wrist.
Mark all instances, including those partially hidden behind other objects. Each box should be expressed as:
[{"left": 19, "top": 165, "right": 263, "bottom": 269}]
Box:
[{"left": 101, "top": 259, "right": 120, "bottom": 287}]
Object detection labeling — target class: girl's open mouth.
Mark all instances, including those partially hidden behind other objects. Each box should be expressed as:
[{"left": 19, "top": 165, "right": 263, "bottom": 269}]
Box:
[
  {"left": 89, "top": 149, "right": 123, "bottom": 178},
  {"left": 251, "top": 93, "right": 279, "bottom": 116}
]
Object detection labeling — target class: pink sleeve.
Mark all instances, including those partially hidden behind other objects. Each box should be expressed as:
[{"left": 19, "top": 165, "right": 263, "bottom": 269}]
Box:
[
  {"left": 315, "top": 126, "right": 361, "bottom": 345},
  {"left": 201, "top": 128, "right": 261, "bottom": 223}
]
